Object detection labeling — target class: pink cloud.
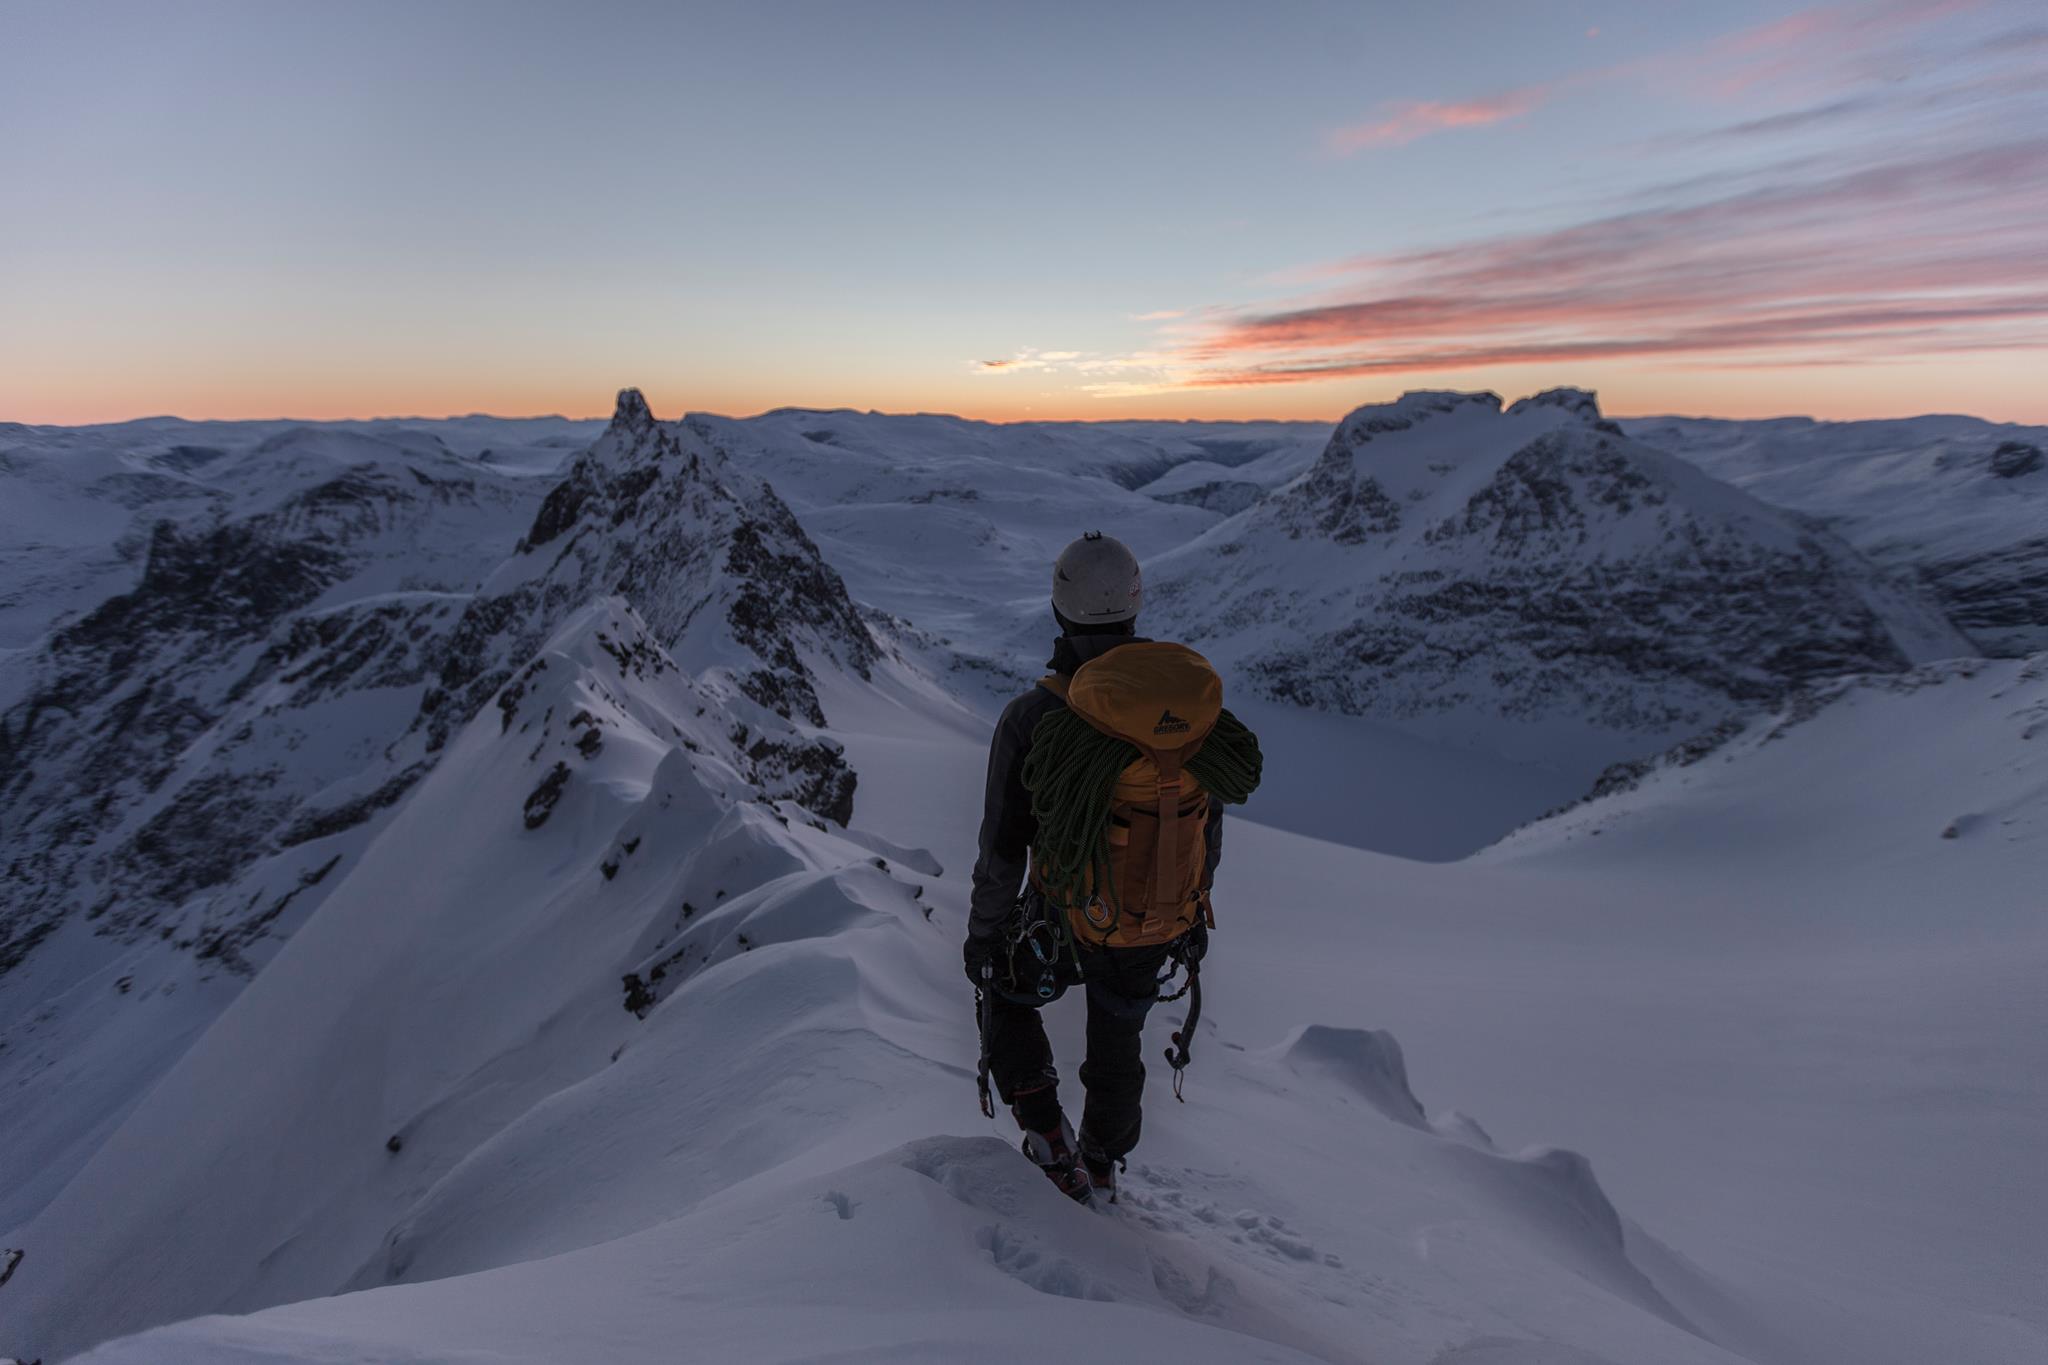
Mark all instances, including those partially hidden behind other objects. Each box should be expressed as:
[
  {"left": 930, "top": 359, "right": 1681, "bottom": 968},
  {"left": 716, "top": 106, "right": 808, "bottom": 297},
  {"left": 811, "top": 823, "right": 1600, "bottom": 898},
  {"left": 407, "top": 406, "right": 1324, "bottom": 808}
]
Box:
[
  {"left": 1166, "top": 135, "right": 2048, "bottom": 386},
  {"left": 1325, "top": 88, "right": 1545, "bottom": 154},
  {"left": 1319, "top": 0, "right": 1988, "bottom": 157}
]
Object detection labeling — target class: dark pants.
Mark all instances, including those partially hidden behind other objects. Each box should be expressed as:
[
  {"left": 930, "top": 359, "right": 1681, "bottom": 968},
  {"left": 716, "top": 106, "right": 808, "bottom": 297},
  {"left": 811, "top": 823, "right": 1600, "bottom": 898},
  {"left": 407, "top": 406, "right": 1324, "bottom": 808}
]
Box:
[{"left": 986, "top": 941, "right": 1169, "bottom": 1161}]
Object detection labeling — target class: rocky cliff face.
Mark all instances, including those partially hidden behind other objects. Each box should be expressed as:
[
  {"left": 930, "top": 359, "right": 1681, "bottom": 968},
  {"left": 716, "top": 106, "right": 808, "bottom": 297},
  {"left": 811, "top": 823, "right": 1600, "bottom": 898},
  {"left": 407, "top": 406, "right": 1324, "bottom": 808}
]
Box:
[
  {"left": 1147, "top": 389, "right": 1971, "bottom": 765},
  {"left": 1622, "top": 414, "right": 2048, "bottom": 657},
  {"left": 0, "top": 391, "right": 878, "bottom": 981},
  {"left": 0, "top": 453, "right": 514, "bottom": 975}
]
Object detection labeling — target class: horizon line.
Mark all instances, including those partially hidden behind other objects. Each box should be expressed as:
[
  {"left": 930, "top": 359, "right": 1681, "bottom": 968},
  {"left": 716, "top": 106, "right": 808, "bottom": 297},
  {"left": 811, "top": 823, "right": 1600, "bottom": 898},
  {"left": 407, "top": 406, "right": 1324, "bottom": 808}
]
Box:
[{"left": 8, "top": 395, "right": 2043, "bottom": 432}]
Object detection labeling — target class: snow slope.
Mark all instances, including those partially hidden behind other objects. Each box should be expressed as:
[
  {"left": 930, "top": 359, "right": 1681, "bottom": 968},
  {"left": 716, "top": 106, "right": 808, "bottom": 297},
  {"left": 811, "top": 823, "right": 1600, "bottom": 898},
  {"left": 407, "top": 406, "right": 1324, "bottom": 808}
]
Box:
[
  {"left": 44, "top": 641, "right": 2046, "bottom": 1365},
  {"left": 1624, "top": 413, "right": 2048, "bottom": 656},
  {"left": 839, "top": 654, "right": 2047, "bottom": 1365}
]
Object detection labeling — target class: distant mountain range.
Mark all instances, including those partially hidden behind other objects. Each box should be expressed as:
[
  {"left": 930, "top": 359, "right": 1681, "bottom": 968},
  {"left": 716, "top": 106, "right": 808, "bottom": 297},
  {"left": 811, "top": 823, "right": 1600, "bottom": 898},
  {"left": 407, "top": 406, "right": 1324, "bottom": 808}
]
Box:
[
  {"left": 4, "top": 387, "right": 2042, "bottom": 982},
  {"left": 4, "top": 386, "right": 2044, "bottom": 1363}
]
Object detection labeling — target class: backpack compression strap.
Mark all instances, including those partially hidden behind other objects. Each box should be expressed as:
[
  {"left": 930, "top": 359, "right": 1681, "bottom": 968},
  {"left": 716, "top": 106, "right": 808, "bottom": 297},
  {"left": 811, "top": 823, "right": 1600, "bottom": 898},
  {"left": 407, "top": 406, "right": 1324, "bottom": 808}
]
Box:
[{"left": 1149, "top": 746, "right": 1184, "bottom": 911}]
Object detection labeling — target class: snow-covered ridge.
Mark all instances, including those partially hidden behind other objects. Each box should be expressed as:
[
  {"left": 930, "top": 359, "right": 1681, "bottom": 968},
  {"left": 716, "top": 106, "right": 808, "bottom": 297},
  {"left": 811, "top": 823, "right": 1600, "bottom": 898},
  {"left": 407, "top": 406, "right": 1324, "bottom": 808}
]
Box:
[
  {"left": 6, "top": 600, "right": 947, "bottom": 1357},
  {"left": 11, "top": 598, "right": 1734, "bottom": 1362},
  {"left": 68, "top": 1023, "right": 1727, "bottom": 1365}
]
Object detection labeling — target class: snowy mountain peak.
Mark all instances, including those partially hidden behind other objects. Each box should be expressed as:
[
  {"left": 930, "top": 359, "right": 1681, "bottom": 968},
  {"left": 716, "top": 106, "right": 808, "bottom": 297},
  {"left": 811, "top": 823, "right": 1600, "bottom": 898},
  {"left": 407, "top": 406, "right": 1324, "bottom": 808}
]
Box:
[
  {"left": 424, "top": 391, "right": 879, "bottom": 760},
  {"left": 518, "top": 401, "right": 687, "bottom": 553},
  {"left": 1327, "top": 389, "right": 1503, "bottom": 448},
  {"left": 1152, "top": 391, "right": 1972, "bottom": 765},
  {"left": 1506, "top": 386, "right": 1611, "bottom": 427},
  {"left": 1381, "top": 388, "right": 1504, "bottom": 418},
  {"left": 610, "top": 386, "right": 657, "bottom": 433},
  {"left": 1275, "top": 388, "right": 1569, "bottom": 546}
]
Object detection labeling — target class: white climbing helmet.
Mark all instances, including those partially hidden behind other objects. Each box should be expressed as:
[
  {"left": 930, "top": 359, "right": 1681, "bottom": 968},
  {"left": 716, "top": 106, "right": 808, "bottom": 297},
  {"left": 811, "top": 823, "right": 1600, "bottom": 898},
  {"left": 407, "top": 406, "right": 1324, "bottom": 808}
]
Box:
[{"left": 1051, "top": 532, "right": 1142, "bottom": 625}]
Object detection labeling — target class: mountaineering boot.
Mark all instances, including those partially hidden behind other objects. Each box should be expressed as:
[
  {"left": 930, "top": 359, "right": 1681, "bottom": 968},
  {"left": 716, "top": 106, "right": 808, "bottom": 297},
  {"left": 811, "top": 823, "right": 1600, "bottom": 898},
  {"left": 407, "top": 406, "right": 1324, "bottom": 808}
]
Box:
[
  {"left": 1078, "top": 1130, "right": 1121, "bottom": 1206},
  {"left": 1020, "top": 1117, "right": 1092, "bottom": 1204}
]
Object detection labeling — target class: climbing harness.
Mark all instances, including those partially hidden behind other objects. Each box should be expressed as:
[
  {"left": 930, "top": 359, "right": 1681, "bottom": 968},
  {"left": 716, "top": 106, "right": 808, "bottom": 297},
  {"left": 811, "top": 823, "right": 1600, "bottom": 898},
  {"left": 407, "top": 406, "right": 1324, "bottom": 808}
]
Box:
[{"left": 1001, "top": 893, "right": 1080, "bottom": 1000}]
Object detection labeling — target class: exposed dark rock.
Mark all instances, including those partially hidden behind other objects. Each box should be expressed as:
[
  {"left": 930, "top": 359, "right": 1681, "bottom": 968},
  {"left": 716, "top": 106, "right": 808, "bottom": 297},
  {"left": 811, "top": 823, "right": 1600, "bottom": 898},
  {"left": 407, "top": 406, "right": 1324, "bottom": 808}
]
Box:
[
  {"left": 1920, "top": 537, "right": 2048, "bottom": 651},
  {"left": 523, "top": 762, "right": 572, "bottom": 829},
  {"left": 621, "top": 971, "right": 656, "bottom": 1016},
  {"left": 190, "top": 854, "right": 345, "bottom": 979},
  {"left": 1990, "top": 441, "right": 2043, "bottom": 479},
  {"left": 1506, "top": 387, "right": 1624, "bottom": 435},
  {"left": 1153, "top": 481, "right": 1265, "bottom": 516},
  {"left": 276, "top": 766, "right": 430, "bottom": 848},
  {"left": 523, "top": 473, "right": 592, "bottom": 550}
]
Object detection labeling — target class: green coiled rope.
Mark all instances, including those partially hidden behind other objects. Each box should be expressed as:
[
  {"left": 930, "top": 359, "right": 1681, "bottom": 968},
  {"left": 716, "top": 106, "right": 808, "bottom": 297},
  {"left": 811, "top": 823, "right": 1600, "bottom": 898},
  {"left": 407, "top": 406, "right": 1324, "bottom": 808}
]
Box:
[{"left": 1021, "top": 707, "right": 1263, "bottom": 914}]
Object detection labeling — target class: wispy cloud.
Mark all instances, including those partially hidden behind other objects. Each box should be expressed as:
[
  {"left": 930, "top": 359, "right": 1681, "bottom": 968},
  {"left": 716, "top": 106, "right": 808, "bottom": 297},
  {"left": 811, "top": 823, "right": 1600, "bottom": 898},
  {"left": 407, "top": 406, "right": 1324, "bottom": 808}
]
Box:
[
  {"left": 973, "top": 348, "right": 1099, "bottom": 376},
  {"left": 1321, "top": 0, "right": 1988, "bottom": 155},
  {"left": 1325, "top": 89, "right": 1545, "bottom": 154},
  {"left": 1686, "top": 0, "right": 1985, "bottom": 96},
  {"left": 1076, "top": 0, "right": 2048, "bottom": 393},
  {"left": 1168, "top": 136, "right": 2048, "bottom": 386}
]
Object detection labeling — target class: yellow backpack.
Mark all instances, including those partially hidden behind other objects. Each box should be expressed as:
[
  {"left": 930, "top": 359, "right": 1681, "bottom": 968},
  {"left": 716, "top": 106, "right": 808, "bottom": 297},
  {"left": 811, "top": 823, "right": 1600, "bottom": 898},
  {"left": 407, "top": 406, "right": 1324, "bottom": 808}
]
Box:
[{"left": 1030, "top": 642, "right": 1223, "bottom": 948}]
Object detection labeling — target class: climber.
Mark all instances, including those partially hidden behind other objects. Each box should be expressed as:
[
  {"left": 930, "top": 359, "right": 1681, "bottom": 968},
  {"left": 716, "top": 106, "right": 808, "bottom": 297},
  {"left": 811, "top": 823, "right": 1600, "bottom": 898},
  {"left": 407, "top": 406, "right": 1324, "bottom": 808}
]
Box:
[{"left": 965, "top": 532, "right": 1261, "bottom": 1206}]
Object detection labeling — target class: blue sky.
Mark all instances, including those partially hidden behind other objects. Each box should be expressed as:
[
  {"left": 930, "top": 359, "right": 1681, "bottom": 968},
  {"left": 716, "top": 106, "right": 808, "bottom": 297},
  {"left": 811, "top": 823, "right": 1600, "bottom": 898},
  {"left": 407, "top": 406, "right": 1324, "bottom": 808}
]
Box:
[{"left": 3, "top": 0, "right": 2043, "bottom": 423}]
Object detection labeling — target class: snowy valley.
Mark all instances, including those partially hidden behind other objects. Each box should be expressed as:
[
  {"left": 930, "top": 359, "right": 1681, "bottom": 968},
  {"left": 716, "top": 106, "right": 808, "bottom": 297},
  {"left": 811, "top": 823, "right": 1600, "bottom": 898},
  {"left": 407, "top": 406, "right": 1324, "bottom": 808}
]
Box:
[{"left": 2, "top": 390, "right": 2043, "bottom": 1365}]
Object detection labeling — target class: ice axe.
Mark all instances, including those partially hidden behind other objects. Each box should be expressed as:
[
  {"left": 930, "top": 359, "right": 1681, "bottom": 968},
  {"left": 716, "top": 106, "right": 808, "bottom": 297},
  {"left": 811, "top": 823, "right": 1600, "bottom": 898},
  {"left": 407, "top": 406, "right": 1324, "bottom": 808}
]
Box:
[
  {"left": 974, "top": 963, "right": 996, "bottom": 1118},
  {"left": 1163, "top": 962, "right": 1201, "bottom": 1102}
]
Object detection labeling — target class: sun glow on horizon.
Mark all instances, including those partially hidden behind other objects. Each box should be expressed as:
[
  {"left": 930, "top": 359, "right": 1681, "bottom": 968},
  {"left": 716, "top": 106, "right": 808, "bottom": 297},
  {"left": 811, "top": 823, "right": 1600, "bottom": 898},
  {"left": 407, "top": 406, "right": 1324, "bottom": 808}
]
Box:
[{"left": 5, "top": 0, "right": 2045, "bottom": 430}]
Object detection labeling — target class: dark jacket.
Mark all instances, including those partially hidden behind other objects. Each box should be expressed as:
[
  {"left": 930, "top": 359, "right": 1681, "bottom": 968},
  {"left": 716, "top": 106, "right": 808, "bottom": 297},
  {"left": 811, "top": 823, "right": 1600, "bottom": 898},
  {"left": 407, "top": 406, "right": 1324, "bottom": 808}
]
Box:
[{"left": 967, "top": 633, "right": 1225, "bottom": 941}]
